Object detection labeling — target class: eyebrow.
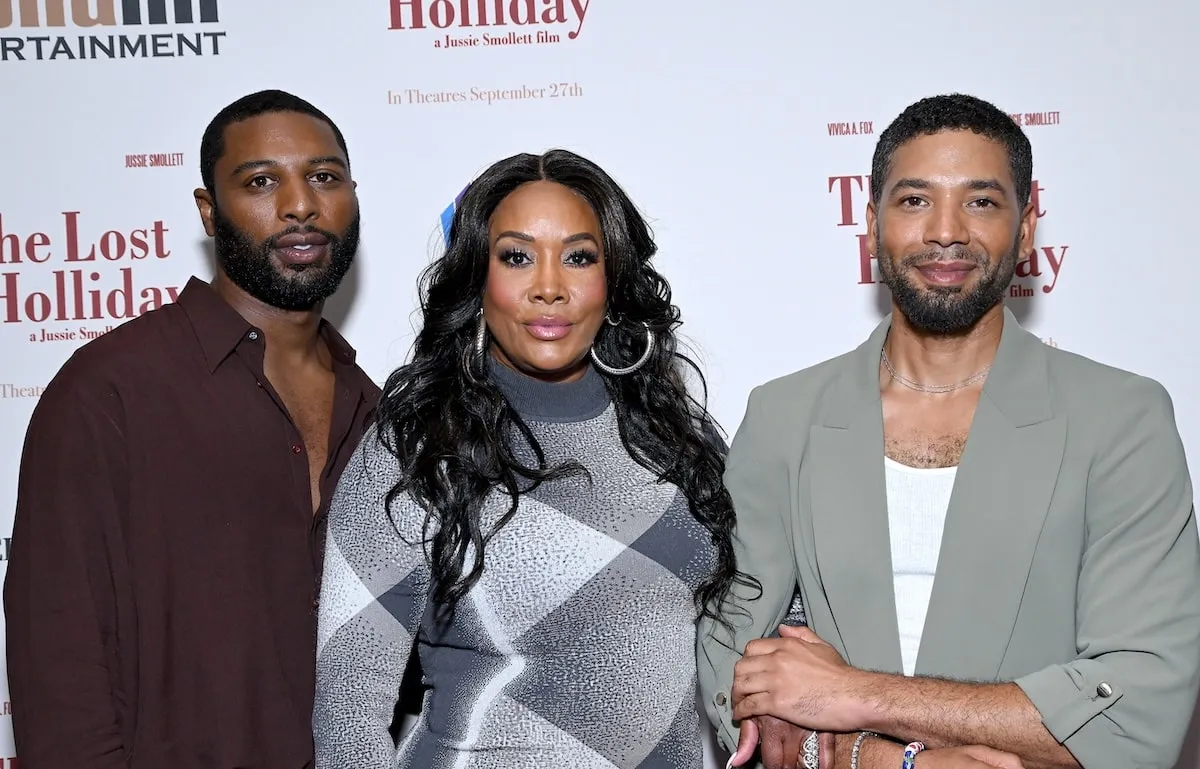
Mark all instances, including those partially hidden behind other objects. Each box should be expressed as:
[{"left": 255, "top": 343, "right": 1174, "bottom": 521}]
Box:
[
  {"left": 891, "top": 177, "right": 1009, "bottom": 194},
  {"left": 228, "top": 156, "right": 348, "bottom": 177},
  {"left": 493, "top": 231, "right": 599, "bottom": 246}
]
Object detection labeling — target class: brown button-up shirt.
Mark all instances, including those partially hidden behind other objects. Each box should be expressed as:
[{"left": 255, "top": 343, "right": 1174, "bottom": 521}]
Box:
[{"left": 4, "top": 277, "right": 381, "bottom": 769}]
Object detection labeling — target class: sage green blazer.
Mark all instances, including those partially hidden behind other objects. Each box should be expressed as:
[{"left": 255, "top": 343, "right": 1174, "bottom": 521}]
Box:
[{"left": 698, "top": 308, "right": 1200, "bottom": 769}]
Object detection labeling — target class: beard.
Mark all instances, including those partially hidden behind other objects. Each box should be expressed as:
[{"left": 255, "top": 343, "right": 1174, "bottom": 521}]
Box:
[
  {"left": 876, "top": 232, "right": 1020, "bottom": 336},
  {"left": 212, "top": 207, "right": 360, "bottom": 312}
]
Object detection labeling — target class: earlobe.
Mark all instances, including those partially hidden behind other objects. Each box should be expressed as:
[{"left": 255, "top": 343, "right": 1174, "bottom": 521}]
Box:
[
  {"left": 193, "top": 188, "right": 216, "bottom": 237},
  {"left": 865, "top": 202, "right": 878, "bottom": 255},
  {"left": 1020, "top": 202, "right": 1038, "bottom": 255}
]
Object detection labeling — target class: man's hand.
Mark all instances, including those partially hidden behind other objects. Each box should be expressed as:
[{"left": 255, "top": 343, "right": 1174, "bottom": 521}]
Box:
[{"left": 733, "top": 625, "right": 869, "bottom": 732}]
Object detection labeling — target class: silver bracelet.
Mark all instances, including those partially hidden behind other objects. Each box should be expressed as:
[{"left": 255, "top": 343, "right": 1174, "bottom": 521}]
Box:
[
  {"left": 802, "top": 731, "right": 820, "bottom": 769},
  {"left": 851, "top": 731, "right": 878, "bottom": 769}
]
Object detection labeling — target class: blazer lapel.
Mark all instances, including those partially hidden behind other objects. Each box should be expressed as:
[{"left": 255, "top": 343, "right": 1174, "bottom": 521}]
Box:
[
  {"left": 810, "top": 317, "right": 905, "bottom": 674},
  {"left": 914, "top": 308, "right": 1066, "bottom": 680}
]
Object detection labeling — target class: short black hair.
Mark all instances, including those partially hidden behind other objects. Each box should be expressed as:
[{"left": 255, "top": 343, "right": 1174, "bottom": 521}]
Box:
[
  {"left": 199, "top": 89, "right": 350, "bottom": 194},
  {"left": 871, "top": 93, "right": 1032, "bottom": 207}
]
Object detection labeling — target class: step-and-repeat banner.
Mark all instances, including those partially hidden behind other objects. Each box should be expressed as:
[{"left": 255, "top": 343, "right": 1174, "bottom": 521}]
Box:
[{"left": 2, "top": 2, "right": 1198, "bottom": 766}]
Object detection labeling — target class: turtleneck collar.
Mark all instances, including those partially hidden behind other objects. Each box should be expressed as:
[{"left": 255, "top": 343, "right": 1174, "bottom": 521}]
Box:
[{"left": 486, "top": 355, "right": 611, "bottom": 423}]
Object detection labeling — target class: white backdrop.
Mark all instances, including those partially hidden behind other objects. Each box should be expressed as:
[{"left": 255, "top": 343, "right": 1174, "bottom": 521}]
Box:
[{"left": 2, "top": 1, "right": 1199, "bottom": 766}]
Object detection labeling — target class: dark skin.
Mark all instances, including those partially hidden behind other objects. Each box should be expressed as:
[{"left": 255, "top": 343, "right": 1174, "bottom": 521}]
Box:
[
  {"left": 731, "top": 132, "right": 1077, "bottom": 769},
  {"left": 193, "top": 112, "right": 359, "bottom": 514},
  {"left": 482, "top": 180, "right": 608, "bottom": 383},
  {"left": 870, "top": 131, "right": 1036, "bottom": 473}
]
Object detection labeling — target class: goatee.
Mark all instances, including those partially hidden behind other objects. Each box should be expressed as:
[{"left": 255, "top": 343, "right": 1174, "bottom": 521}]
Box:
[
  {"left": 877, "top": 234, "right": 1020, "bottom": 335},
  {"left": 213, "top": 208, "right": 359, "bottom": 312}
]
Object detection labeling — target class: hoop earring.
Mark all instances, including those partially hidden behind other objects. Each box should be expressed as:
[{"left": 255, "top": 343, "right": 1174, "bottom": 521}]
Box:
[
  {"left": 474, "top": 310, "right": 487, "bottom": 357},
  {"left": 461, "top": 310, "right": 487, "bottom": 382},
  {"left": 590, "top": 321, "right": 655, "bottom": 376}
]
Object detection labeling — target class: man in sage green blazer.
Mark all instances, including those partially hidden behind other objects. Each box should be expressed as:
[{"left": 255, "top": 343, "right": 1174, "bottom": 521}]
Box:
[{"left": 699, "top": 94, "right": 1200, "bottom": 769}]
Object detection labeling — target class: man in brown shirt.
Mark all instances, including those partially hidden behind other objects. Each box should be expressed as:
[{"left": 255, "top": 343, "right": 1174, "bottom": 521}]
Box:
[{"left": 4, "top": 90, "right": 381, "bottom": 769}]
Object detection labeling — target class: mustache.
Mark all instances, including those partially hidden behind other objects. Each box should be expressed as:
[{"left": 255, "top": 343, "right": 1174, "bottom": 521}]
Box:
[
  {"left": 265, "top": 225, "right": 341, "bottom": 249},
  {"left": 900, "top": 245, "right": 986, "bottom": 268}
]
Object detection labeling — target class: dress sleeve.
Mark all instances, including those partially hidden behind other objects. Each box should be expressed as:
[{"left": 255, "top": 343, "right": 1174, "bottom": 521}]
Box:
[{"left": 313, "top": 428, "right": 432, "bottom": 768}]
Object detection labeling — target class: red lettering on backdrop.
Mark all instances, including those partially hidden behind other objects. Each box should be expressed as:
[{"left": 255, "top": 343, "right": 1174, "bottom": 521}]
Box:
[
  {"left": 1016, "top": 246, "right": 1068, "bottom": 294},
  {"left": 389, "top": 0, "right": 589, "bottom": 39},
  {"left": 828, "top": 175, "right": 870, "bottom": 227},
  {"left": 1013, "top": 180, "right": 1065, "bottom": 293},
  {"left": 510, "top": 0, "right": 536, "bottom": 25},
  {"left": 0, "top": 211, "right": 182, "bottom": 328},
  {"left": 1029, "top": 180, "right": 1046, "bottom": 218},
  {"left": 61, "top": 212, "right": 170, "bottom": 262},
  {"left": 826, "top": 175, "right": 878, "bottom": 284},
  {"left": 0, "top": 214, "right": 51, "bottom": 265}
]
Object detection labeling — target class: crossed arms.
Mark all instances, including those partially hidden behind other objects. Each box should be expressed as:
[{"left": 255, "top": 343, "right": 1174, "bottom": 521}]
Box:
[
  {"left": 700, "top": 377, "right": 1200, "bottom": 769},
  {"left": 734, "top": 629, "right": 1077, "bottom": 768}
]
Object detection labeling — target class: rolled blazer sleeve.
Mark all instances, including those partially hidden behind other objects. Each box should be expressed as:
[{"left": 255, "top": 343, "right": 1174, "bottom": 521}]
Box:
[
  {"left": 1015, "top": 376, "right": 1200, "bottom": 769},
  {"left": 697, "top": 387, "right": 800, "bottom": 754}
]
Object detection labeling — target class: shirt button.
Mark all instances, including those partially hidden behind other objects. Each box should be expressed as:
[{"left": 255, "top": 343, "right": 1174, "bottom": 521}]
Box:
[
  {"left": 292, "top": 444, "right": 303, "bottom": 454},
  {"left": 714, "top": 691, "right": 728, "bottom": 707},
  {"left": 247, "top": 331, "right": 259, "bottom": 341},
  {"left": 1096, "top": 682, "right": 1113, "bottom": 698}
]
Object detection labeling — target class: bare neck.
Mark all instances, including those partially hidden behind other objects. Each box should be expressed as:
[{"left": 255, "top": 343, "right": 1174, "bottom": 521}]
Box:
[
  {"left": 212, "top": 272, "right": 331, "bottom": 371},
  {"left": 883, "top": 302, "right": 1004, "bottom": 387}
]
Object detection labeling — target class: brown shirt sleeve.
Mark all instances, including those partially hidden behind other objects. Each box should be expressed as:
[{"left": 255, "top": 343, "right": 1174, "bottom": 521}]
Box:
[{"left": 4, "top": 367, "right": 130, "bottom": 768}]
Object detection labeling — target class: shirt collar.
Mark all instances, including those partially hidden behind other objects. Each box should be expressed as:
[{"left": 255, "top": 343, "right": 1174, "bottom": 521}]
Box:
[{"left": 175, "top": 276, "right": 360, "bottom": 374}]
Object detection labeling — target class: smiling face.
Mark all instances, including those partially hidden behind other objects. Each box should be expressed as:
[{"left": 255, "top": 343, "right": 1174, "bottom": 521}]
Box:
[
  {"left": 482, "top": 180, "right": 608, "bottom": 383},
  {"left": 867, "top": 129, "right": 1037, "bottom": 335},
  {"left": 194, "top": 110, "right": 360, "bottom": 311}
]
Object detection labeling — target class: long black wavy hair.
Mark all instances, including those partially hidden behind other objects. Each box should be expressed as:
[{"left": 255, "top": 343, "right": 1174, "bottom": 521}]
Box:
[{"left": 375, "top": 149, "right": 758, "bottom": 626}]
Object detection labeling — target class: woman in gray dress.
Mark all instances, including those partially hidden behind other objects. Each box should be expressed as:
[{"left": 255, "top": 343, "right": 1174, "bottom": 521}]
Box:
[{"left": 314, "top": 149, "right": 757, "bottom": 768}]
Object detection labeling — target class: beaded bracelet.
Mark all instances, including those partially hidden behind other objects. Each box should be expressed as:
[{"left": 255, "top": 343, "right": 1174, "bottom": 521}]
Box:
[{"left": 901, "top": 741, "right": 926, "bottom": 768}]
